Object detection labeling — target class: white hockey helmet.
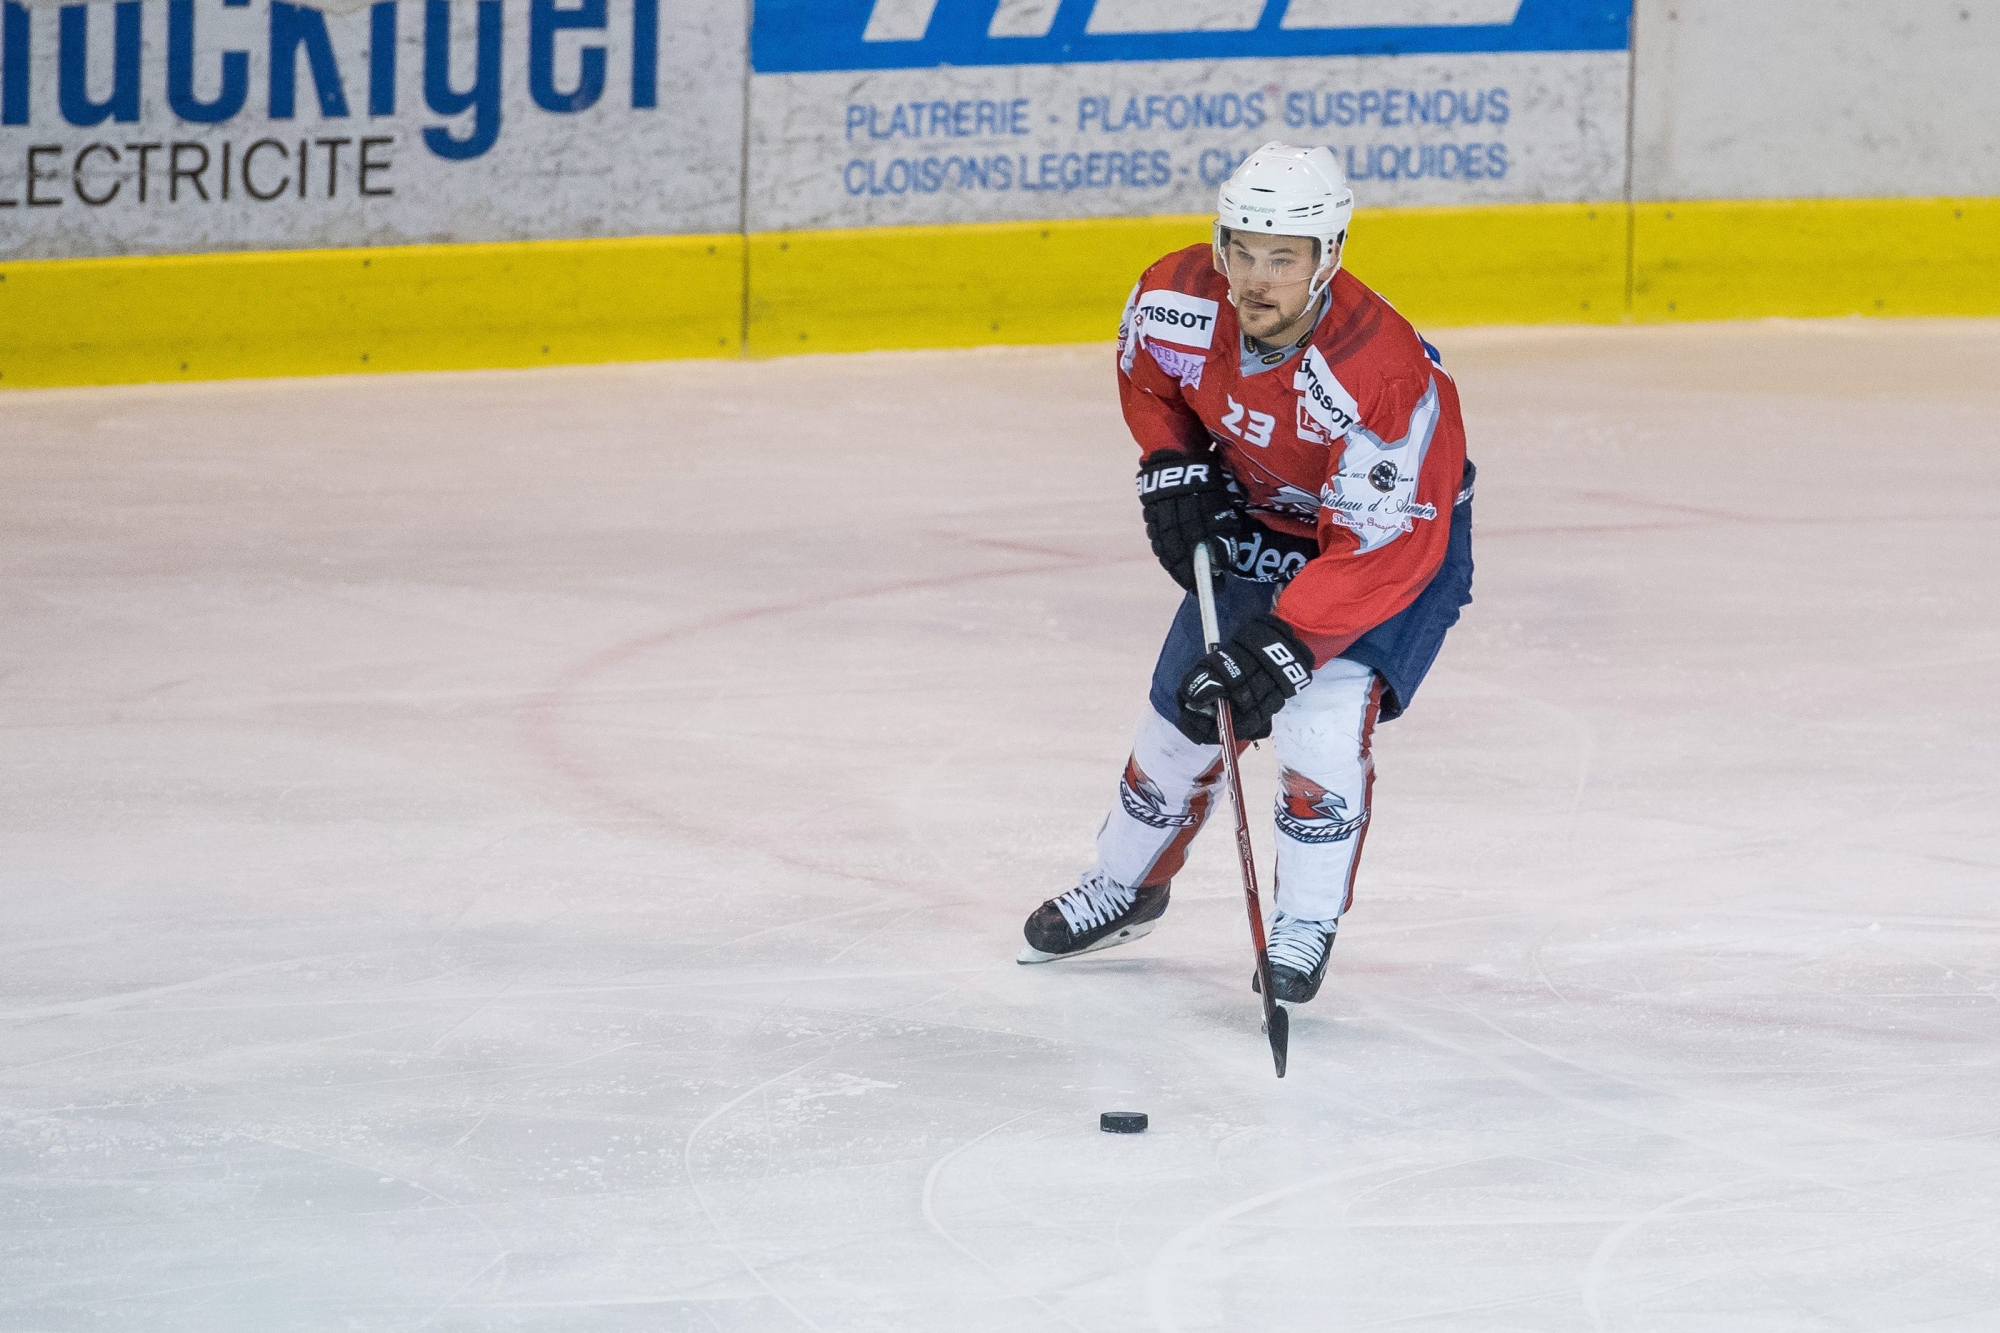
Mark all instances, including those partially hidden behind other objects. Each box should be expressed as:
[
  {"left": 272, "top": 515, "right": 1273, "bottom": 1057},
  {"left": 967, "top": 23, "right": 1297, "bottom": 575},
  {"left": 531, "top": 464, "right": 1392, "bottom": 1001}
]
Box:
[{"left": 1214, "top": 143, "right": 1355, "bottom": 300}]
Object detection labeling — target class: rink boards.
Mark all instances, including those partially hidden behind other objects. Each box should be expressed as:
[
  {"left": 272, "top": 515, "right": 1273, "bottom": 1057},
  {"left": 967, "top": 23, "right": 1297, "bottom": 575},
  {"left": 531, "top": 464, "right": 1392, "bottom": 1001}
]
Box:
[{"left": 2, "top": 0, "right": 1998, "bottom": 385}]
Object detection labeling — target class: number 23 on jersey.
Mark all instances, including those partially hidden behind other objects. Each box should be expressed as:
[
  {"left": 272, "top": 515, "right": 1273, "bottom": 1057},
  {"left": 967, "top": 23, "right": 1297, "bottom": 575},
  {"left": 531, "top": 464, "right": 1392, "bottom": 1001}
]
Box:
[{"left": 1219, "top": 396, "right": 1276, "bottom": 448}]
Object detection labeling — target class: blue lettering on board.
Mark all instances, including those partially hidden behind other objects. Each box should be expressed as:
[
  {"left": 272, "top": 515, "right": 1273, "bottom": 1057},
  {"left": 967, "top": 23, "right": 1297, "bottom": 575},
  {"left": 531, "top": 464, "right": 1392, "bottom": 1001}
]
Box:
[{"left": 752, "top": 0, "right": 1631, "bottom": 74}]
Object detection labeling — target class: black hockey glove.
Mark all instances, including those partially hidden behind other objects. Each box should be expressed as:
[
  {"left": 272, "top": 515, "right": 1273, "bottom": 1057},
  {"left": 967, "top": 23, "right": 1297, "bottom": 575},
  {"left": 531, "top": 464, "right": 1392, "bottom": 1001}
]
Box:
[
  {"left": 1176, "top": 614, "right": 1314, "bottom": 744},
  {"left": 1137, "top": 450, "right": 1244, "bottom": 592}
]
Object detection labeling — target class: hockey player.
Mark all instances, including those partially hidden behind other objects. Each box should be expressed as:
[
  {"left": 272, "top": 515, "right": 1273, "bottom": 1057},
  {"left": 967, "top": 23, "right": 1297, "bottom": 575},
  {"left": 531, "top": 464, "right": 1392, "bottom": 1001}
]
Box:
[{"left": 1018, "top": 143, "right": 1475, "bottom": 1003}]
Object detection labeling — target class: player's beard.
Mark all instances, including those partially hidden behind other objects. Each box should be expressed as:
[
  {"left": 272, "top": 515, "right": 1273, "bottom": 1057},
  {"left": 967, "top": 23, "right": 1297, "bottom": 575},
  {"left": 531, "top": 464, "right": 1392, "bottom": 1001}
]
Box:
[{"left": 1232, "top": 282, "right": 1316, "bottom": 347}]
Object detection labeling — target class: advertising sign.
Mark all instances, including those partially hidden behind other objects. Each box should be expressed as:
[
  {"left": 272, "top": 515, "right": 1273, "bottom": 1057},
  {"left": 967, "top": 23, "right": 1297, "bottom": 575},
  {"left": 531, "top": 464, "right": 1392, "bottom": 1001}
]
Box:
[
  {"left": 0, "top": 0, "right": 745, "bottom": 259},
  {"left": 2, "top": 0, "right": 1632, "bottom": 261},
  {"left": 747, "top": 0, "right": 1632, "bottom": 230}
]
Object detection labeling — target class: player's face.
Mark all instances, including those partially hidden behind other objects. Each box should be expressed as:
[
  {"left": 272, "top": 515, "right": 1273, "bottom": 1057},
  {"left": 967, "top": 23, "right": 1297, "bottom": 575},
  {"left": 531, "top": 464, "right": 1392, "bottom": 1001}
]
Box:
[{"left": 1223, "top": 232, "right": 1329, "bottom": 343}]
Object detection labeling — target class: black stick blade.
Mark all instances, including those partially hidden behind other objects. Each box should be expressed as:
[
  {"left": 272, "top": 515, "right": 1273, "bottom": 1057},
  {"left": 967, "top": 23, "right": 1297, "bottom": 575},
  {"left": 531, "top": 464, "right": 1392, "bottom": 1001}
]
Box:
[{"left": 1267, "top": 1004, "right": 1289, "bottom": 1078}]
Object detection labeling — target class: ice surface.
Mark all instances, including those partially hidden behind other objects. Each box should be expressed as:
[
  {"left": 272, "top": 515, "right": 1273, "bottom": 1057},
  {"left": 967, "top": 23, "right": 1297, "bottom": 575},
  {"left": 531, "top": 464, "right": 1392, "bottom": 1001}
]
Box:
[{"left": 3, "top": 322, "right": 1999, "bottom": 1331}]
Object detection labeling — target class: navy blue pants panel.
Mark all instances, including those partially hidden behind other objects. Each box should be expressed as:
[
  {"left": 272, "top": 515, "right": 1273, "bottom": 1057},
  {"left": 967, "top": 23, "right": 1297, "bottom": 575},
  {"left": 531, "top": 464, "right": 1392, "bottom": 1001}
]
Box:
[
  {"left": 1146, "top": 496, "right": 1474, "bottom": 726},
  {"left": 1146, "top": 573, "right": 1280, "bottom": 724},
  {"left": 1341, "top": 496, "right": 1475, "bottom": 721}
]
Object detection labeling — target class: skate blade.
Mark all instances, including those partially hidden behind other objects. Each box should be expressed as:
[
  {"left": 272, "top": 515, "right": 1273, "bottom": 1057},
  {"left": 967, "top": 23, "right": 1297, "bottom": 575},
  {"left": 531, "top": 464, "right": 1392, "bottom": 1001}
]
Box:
[{"left": 1016, "top": 919, "right": 1158, "bottom": 965}]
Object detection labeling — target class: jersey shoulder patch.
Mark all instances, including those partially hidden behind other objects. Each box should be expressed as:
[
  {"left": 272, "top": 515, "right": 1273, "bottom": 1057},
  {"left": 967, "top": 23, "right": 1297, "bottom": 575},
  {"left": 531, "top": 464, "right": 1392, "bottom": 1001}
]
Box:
[
  {"left": 1147, "top": 342, "right": 1207, "bottom": 388},
  {"left": 1121, "top": 248, "right": 1226, "bottom": 377},
  {"left": 1133, "top": 289, "right": 1221, "bottom": 350},
  {"left": 1320, "top": 376, "right": 1444, "bottom": 555}
]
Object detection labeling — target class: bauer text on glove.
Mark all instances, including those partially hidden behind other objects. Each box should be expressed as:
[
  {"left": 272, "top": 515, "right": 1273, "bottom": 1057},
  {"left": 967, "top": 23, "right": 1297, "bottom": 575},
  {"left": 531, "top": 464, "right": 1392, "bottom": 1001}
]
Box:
[{"left": 1136, "top": 450, "right": 1244, "bottom": 591}]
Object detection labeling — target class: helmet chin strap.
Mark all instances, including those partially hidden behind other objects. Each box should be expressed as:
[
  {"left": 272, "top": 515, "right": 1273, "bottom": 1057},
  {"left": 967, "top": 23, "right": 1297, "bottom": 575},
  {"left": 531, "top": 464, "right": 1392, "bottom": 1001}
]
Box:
[{"left": 1305, "top": 244, "right": 1343, "bottom": 303}]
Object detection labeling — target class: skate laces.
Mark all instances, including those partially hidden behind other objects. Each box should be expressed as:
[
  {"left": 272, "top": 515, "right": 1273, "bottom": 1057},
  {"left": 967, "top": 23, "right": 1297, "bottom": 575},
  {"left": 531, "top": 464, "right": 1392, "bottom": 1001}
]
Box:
[
  {"left": 1055, "top": 872, "right": 1137, "bottom": 935},
  {"left": 1266, "top": 914, "right": 1335, "bottom": 973}
]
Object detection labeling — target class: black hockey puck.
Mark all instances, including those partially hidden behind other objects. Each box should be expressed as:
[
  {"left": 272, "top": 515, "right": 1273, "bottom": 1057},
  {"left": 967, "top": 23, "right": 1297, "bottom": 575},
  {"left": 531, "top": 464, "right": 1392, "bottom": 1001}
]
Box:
[{"left": 1099, "top": 1111, "right": 1148, "bottom": 1134}]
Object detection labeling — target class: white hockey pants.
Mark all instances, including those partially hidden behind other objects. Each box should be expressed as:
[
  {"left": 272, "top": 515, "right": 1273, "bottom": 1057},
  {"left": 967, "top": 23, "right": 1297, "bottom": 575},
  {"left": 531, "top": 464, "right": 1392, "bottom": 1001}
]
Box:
[{"left": 1092, "top": 658, "right": 1384, "bottom": 923}]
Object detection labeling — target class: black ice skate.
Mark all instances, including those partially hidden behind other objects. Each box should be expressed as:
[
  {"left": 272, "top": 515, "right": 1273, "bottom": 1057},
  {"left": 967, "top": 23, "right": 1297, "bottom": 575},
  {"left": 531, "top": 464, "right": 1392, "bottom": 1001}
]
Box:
[
  {"left": 1252, "top": 913, "right": 1338, "bottom": 1002},
  {"left": 1017, "top": 873, "right": 1170, "bottom": 964}
]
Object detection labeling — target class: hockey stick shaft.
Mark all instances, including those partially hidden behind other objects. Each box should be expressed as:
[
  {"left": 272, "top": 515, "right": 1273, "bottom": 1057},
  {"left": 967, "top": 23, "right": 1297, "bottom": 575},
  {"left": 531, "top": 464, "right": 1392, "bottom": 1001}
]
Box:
[{"left": 1191, "top": 542, "right": 1288, "bottom": 1077}]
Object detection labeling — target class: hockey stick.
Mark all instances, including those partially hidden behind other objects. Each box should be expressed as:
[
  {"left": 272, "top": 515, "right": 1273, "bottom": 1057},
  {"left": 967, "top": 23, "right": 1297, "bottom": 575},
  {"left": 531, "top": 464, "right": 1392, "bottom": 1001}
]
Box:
[{"left": 1191, "top": 541, "right": 1289, "bottom": 1079}]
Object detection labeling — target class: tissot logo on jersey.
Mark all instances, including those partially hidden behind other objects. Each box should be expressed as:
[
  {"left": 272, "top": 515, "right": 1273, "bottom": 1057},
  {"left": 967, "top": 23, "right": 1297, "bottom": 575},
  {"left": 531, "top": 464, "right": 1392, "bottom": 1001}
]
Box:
[
  {"left": 1134, "top": 291, "right": 1220, "bottom": 349},
  {"left": 1295, "top": 348, "right": 1362, "bottom": 439}
]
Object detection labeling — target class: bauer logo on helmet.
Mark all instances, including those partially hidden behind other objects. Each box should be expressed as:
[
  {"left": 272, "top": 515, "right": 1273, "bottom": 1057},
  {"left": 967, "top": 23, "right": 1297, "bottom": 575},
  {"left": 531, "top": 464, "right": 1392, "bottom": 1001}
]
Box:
[{"left": 1215, "top": 143, "right": 1356, "bottom": 303}]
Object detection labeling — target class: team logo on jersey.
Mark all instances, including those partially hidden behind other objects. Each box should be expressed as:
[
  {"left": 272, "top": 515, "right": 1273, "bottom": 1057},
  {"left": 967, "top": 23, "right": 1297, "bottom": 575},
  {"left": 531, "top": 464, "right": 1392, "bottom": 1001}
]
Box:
[
  {"left": 1134, "top": 290, "right": 1220, "bottom": 350},
  {"left": 1228, "top": 452, "right": 1325, "bottom": 524},
  {"left": 1369, "top": 462, "right": 1399, "bottom": 493},
  {"left": 1263, "top": 483, "right": 1323, "bottom": 522},
  {"left": 1147, "top": 343, "right": 1206, "bottom": 389},
  {"left": 1119, "top": 757, "right": 1200, "bottom": 831},
  {"left": 1275, "top": 769, "right": 1368, "bottom": 845}
]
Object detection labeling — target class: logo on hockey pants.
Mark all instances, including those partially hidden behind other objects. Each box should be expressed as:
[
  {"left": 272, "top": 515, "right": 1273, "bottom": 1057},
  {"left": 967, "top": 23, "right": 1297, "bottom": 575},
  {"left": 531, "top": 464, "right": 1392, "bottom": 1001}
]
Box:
[
  {"left": 1119, "top": 757, "right": 1200, "bottom": 830},
  {"left": 1275, "top": 768, "right": 1367, "bottom": 844}
]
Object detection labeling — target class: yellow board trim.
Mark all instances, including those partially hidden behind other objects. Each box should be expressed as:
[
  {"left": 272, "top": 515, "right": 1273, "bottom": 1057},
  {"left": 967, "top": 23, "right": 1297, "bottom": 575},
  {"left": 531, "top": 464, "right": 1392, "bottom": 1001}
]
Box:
[
  {"left": 0, "top": 233, "right": 743, "bottom": 389},
  {"left": 747, "top": 216, "right": 1208, "bottom": 356},
  {"left": 3, "top": 197, "right": 1995, "bottom": 388},
  {"left": 1631, "top": 197, "right": 2000, "bottom": 321},
  {"left": 745, "top": 203, "right": 1630, "bottom": 356}
]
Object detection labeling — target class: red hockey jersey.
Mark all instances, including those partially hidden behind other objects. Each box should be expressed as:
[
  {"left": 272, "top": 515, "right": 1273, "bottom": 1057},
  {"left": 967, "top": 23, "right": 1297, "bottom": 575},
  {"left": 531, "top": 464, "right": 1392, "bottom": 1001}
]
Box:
[{"left": 1117, "top": 244, "right": 1468, "bottom": 665}]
